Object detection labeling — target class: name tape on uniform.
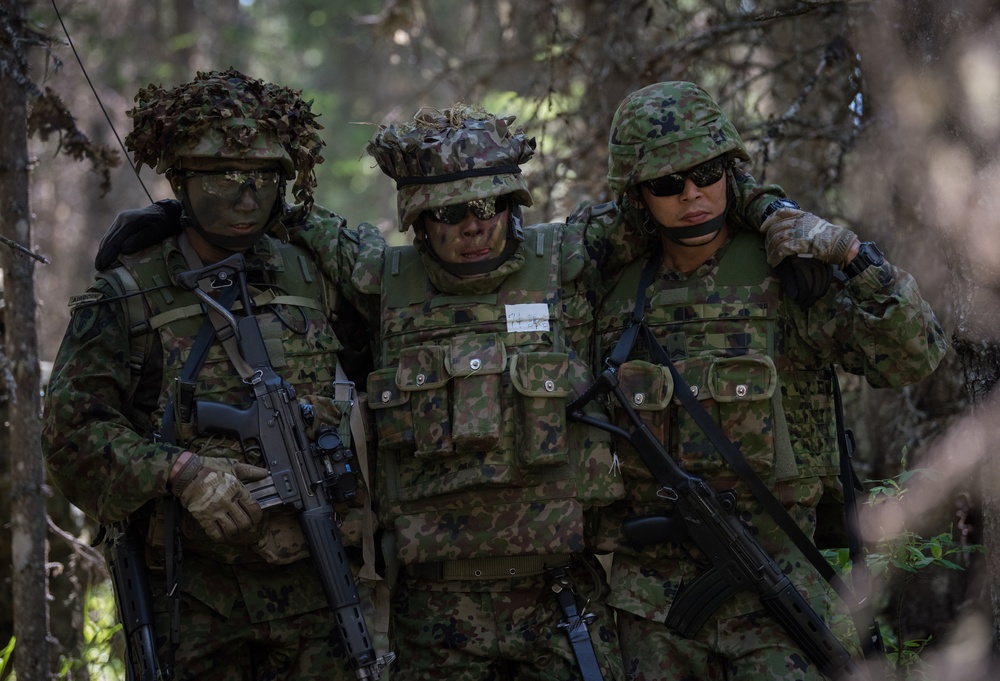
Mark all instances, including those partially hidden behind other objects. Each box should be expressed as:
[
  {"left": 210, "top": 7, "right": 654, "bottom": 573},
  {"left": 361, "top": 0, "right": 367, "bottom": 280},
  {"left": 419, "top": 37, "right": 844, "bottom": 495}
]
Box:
[{"left": 505, "top": 303, "right": 550, "bottom": 333}]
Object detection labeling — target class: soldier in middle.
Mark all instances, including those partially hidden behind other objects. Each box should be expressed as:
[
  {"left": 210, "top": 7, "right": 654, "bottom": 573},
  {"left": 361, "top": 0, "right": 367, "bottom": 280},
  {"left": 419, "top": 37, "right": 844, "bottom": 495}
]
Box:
[{"left": 348, "top": 104, "right": 625, "bottom": 681}]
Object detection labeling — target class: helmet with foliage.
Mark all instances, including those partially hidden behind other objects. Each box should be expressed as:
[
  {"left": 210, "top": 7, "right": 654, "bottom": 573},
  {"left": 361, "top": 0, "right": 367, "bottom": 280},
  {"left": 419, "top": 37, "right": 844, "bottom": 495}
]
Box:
[
  {"left": 366, "top": 103, "right": 535, "bottom": 231},
  {"left": 607, "top": 81, "right": 750, "bottom": 195},
  {"left": 125, "top": 68, "right": 325, "bottom": 209}
]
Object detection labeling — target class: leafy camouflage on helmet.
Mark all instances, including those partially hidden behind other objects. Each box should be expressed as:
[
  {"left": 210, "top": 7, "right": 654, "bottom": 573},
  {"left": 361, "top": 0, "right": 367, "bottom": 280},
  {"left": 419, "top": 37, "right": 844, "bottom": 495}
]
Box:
[
  {"left": 366, "top": 103, "right": 535, "bottom": 231},
  {"left": 607, "top": 81, "right": 750, "bottom": 195},
  {"left": 125, "top": 68, "right": 325, "bottom": 209}
]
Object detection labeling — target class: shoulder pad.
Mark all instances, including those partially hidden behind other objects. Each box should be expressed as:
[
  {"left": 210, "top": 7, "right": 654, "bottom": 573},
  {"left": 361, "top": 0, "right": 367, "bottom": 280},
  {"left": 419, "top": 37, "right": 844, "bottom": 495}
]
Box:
[{"left": 523, "top": 221, "right": 585, "bottom": 282}]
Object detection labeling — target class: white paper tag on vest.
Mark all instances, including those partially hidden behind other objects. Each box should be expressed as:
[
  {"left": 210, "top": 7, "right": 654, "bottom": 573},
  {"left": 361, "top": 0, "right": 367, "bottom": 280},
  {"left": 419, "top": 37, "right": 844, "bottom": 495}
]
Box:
[{"left": 505, "top": 303, "right": 550, "bottom": 333}]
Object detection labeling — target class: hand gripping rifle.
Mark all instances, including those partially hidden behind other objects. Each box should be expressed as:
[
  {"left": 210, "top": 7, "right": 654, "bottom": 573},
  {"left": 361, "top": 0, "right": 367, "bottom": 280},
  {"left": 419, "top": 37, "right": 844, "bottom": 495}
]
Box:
[
  {"left": 567, "top": 358, "right": 864, "bottom": 680},
  {"left": 175, "top": 254, "right": 395, "bottom": 680}
]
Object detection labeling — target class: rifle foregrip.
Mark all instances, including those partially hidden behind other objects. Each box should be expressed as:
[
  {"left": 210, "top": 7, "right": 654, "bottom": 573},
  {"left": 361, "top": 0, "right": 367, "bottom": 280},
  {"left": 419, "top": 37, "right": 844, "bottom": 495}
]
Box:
[
  {"left": 299, "top": 506, "right": 377, "bottom": 671},
  {"left": 761, "top": 580, "right": 861, "bottom": 679},
  {"left": 108, "top": 527, "right": 161, "bottom": 681}
]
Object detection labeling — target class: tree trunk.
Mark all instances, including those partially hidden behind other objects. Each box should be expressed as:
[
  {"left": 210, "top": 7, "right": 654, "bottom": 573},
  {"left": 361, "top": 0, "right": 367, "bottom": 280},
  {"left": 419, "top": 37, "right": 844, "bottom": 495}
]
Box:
[{"left": 1, "top": 0, "right": 51, "bottom": 677}]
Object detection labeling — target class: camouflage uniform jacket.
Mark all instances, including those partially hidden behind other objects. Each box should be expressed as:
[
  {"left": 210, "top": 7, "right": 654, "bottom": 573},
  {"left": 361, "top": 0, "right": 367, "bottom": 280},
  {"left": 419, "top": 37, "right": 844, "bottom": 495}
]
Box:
[
  {"left": 43, "top": 209, "right": 366, "bottom": 623},
  {"left": 351, "top": 221, "right": 623, "bottom": 567},
  {"left": 590, "top": 226, "right": 948, "bottom": 622}
]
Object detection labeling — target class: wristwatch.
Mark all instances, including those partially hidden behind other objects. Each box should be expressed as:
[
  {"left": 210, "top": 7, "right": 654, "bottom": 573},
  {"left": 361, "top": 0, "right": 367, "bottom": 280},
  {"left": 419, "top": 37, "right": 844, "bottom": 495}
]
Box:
[
  {"left": 842, "top": 241, "right": 885, "bottom": 279},
  {"left": 761, "top": 198, "right": 800, "bottom": 222}
]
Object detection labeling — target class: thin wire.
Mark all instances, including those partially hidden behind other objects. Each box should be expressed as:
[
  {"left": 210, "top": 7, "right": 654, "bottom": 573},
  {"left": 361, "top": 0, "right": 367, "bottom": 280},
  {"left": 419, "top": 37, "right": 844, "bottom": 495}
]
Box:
[{"left": 50, "top": 0, "right": 154, "bottom": 203}]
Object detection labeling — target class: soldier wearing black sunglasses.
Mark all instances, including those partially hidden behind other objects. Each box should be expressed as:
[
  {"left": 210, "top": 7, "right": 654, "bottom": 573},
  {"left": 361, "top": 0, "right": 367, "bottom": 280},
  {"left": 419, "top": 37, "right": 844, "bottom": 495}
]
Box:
[{"left": 588, "top": 80, "right": 946, "bottom": 681}]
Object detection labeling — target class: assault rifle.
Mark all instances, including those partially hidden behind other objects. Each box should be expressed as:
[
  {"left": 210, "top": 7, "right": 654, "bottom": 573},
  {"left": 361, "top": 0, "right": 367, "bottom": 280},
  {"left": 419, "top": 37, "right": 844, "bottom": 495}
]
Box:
[
  {"left": 567, "top": 363, "right": 864, "bottom": 680},
  {"left": 107, "top": 520, "right": 162, "bottom": 681},
  {"left": 176, "top": 254, "right": 394, "bottom": 680}
]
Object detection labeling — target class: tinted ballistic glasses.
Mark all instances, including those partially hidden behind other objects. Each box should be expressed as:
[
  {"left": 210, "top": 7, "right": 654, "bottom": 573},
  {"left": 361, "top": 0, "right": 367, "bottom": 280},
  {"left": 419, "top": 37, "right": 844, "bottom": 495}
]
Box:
[
  {"left": 641, "top": 157, "right": 727, "bottom": 197},
  {"left": 424, "top": 195, "right": 509, "bottom": 225},
  {"left": 178, "top": 169, "right": 282, "bottom": 201}
]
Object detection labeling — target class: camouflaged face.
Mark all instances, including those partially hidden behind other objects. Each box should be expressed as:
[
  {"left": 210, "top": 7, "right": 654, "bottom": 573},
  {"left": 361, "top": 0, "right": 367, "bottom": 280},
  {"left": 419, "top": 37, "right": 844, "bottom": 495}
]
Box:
[
  {"left": 607, "top": 81, "right": 751, "bottom": 194},
  {"left": 366, "top": 103, "right": 536, "bottom": 231},
  {"left": 126, "top": 68, "right": 325, "bottom": 209}
]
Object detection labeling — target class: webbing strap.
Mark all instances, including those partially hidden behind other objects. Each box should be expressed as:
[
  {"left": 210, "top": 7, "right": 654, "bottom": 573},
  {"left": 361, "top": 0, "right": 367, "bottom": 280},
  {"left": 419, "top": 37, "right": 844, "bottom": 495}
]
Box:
[
  {"left": 547, "top": 565, "right": 605, "bottom": 681},
  {"left": 619, "top": 252, "right": 852, "bottom": 600}
]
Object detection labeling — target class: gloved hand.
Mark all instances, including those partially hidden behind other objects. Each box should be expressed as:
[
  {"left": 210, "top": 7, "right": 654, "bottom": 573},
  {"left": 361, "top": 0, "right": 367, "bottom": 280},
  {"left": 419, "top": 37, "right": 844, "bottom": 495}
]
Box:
[
  {"left": 254, "top": 512, "right": 310, "bottom": 565},
  {"left": 95, "top": 199, "right": 183, "bottom": 270},
  {"left": 776, "top": 256, "right": 833, "bottom": 309},
  {"left": 169, "top": 454, "right": 269, "bottom": 541},
  {"left": 762, "top": 208, "right": 858, "bottom": 268}
]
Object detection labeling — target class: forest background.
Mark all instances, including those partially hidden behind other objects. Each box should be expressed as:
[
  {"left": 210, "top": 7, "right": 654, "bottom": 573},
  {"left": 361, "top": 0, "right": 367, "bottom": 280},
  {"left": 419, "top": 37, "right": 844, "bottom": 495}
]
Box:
[{"left": 4, "top": 0, "right": 1000, "bottom": 678}]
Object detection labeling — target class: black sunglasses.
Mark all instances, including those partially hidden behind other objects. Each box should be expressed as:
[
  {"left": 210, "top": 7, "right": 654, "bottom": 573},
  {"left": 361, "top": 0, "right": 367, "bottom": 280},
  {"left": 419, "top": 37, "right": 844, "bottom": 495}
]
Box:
[
  {"left": 641, "top": 157, "right": 727, "bottom": 197},
  {"left": 424, "top": 195, "right": 509, "bottom": 225}
]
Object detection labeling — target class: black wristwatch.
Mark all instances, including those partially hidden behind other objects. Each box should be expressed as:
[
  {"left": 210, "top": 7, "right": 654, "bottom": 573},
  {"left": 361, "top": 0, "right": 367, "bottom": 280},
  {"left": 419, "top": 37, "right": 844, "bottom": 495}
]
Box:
[
  {"left": 761, "top": 198, "right": 800, "bottom": 222},
  {"left": 842, "top": 241, "right": 885, "bottom": 279}
]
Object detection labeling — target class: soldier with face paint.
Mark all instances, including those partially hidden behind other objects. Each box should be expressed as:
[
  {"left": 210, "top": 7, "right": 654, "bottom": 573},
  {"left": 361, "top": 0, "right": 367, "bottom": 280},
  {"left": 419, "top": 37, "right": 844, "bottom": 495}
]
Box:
[
  {"left": 348, "top": 104, "right": 627, "bottom": 681},
  {"left": 288, "top": 100, "right": 798, "bottom": 681},
  {"left": 584, "top": 81, "right": 948, "bottom": 680},
  {"left": 42, "top": 69, "right": 382, "bottom": 681}
]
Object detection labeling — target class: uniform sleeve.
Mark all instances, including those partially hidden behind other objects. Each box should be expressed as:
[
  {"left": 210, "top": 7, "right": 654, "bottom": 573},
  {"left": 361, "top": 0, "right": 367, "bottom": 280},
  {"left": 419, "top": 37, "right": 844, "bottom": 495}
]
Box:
[
  {"left": 729, "top": 166, "right": 787, "bottom": 232},
  {"left": 290, "top": 206, "right": 371, "bottom": 318},
  {"left": 42, "top": 280, "right": 185, "bottom": 524},
  {"left": 789, "top": 259, "right": 948, "bottom": 388},
  {"left": 569, "top": 200, "right": 647, "bottom": 299}
]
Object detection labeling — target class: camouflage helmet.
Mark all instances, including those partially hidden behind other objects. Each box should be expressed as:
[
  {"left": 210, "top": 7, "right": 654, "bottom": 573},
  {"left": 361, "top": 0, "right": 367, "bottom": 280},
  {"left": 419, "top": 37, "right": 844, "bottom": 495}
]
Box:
[
  {"left": 607, "top": 81, "right": 750, "bottom": 195},
  {"left": 366, "top": 103, "right": 535, "bottom": 231},
  {"left": 125, "top": 68, "right": 325, "bottom": 209}
]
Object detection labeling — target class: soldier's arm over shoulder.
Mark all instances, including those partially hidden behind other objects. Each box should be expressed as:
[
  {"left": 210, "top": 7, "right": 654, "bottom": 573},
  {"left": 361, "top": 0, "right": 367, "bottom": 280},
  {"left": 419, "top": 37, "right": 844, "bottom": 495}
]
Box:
[
  {"left": 792, "top": 255, "right": 948, "bottom": 388},
  {"left": 42, "top": 277, "right": 186, "bottom": 524},
  {"left": 729, "top": 166, "right": 790, "bottom": 232},
  {"left": 288, "top": 204, "right": 373, "bottom": 311},
  {"left": 351, "top": 222, "right": 387, "bottom": 297},
  {"left": 568, "top": 200, "right": 637, "bottom": 270}
]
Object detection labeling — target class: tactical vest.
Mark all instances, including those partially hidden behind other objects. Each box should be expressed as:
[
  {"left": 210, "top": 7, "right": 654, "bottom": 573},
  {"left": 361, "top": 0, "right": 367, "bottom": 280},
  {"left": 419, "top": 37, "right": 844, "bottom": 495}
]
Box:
[
  {"left": 108, "top": 234, "right": 359, "bottom": 561},
  {"left": 366, "top": 224, "right": 621, "bottom": 565},
  {"left": 594, "top": 231, "right": 839, "bottom": 555}
]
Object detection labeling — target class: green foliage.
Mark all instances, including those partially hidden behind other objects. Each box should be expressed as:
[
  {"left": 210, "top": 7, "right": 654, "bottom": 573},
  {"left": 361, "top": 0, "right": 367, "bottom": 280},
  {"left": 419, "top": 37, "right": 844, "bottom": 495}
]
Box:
[
  {"left": 56, "top": 581, "right": 126, "bottom": 681},
  {"left": 0, "top": 636, "right": 14, "bottom": 681},
  {"left": 823, "top": 465, "right": 985, "bottom": 679},
  {"left": 869, "top": 530, "right": 980, "bottom": 578}
]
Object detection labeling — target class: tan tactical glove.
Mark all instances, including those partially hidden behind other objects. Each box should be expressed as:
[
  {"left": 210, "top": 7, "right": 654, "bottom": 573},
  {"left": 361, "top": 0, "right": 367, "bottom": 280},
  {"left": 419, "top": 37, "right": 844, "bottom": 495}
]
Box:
[
  {"left": 762, "top": 208, "right": 858, "bottom": 268},
  {"left": 169, "top": 454, "right": 269, "bottom": 541},
  {"left": 254, "top": 512, "right": 310, "bottom": 565}
]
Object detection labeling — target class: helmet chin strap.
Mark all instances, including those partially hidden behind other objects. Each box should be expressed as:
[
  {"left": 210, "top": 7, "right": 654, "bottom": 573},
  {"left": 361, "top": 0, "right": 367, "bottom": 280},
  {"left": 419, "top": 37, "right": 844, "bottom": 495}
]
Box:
[
  {"left": 655, "top": 211, "right": 727, "bottom": 245},
  {"left": 422, "top": 204, "right": 525, "bottom": 277},
  {"left": 175, "top": 184, "right": 287, "bottom": 251},
  {"left": 639, "top": 181, "right": 732, "bottom": 247}
]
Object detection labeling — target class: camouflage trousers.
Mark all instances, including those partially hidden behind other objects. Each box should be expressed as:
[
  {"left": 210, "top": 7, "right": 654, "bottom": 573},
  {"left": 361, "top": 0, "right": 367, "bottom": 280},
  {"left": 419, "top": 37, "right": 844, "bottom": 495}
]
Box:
[
  {"left": 606, "top": 528, "right": 865, "bottom": 681},
  {"left": 147, "top": 572, "right": 386, "bottom": 680},
  {"left": 390, "top": 553, "right": 624, "bottom": 681},
  {"left": 617, "top": 592, "right": 832, "bottom": 681}
]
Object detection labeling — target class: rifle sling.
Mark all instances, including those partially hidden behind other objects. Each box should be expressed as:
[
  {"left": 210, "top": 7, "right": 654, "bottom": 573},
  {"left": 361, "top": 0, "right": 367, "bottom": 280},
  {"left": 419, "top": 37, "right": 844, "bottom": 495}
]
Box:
[
  {"left": 159, "top": 237, "right": 243, "bottom": 678},
  {"left": 618, "top": 250, "right": 853, "bottom": 603}
]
